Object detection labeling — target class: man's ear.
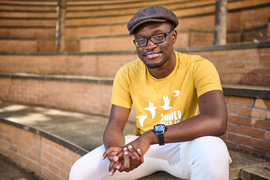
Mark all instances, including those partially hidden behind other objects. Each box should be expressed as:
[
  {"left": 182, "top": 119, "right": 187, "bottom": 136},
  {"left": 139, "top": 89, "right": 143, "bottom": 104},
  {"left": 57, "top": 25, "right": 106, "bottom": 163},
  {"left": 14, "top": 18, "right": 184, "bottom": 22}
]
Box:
[{"left": 172, "top": 29, "right": 177, "bottom": 44}]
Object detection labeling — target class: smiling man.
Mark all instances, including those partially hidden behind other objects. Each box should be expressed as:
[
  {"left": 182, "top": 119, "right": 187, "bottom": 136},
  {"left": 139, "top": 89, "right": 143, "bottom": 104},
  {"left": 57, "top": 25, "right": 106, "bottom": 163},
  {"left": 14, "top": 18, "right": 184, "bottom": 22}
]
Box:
[{"left": 70, "top": 5, "right": 232, "bottom": 180}]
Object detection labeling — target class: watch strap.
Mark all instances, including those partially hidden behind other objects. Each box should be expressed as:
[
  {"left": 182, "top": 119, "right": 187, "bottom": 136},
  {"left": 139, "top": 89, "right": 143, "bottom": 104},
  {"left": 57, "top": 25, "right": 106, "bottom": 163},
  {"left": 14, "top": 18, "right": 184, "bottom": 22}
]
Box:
[{"left": 157, "top": 134, "right": 165, "bottom": 146}]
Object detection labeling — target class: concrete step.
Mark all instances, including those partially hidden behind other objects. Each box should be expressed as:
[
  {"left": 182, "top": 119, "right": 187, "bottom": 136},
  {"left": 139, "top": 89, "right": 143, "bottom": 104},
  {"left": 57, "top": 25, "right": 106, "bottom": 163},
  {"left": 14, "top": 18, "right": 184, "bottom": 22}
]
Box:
[
  {"left": 0, "top": 101, "right": 269, "bottom": 180},
  {"left": 240, "top": 163, "right": 270, "bottom": 180}
]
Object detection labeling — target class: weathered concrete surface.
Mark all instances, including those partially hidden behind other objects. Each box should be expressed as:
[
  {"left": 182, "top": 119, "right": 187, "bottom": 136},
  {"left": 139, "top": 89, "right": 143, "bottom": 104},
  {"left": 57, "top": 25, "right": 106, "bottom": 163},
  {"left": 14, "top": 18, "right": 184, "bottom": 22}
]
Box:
[
  {"left": 0, "top": 154, "right": 41, "bottom": 180},
  {"left": 0, "top": 101, "right": 269, "bottom": 180},
  {"left": 240, "top": 164, "right": 270, "bottom": 180}
]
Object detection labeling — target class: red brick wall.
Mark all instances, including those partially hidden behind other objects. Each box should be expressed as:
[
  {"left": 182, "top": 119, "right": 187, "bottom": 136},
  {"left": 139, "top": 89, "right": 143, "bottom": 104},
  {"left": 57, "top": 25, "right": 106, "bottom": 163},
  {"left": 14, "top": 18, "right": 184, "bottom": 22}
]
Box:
[
  {"left": 186, "top": 47, "right": 270, "bottom": 86},
  {"left": 0, "top": 39, "right": 38, "bottom": 53},
  {"left": 1, "top": 45, "right": 269, "bottom": 86},
  {"left": 0, "top": 76, "right": 269, "bottom": 157},
  {"left": 227, "top": 6, "right": 269, "bottom": 31},
  {"left": 1, "top": 1, "right": 270, "bottom": 52},
  {"left": 80, "top": 36, "right": 135, "bottom": 52},
  {"left": 0, "top": 27, "right": 56, "bottom": 40},
  {"left": 0, "top": 54, "right": 138, "bottom": 77},
  {"left": 0, "top": 122, "right": 81, "bottom": 180},
  {"left": 221, "top": 96, "right": 270, "bottom": 157},
  {"left": 0, "top": 78, "right": 113, "bottom": 117}
]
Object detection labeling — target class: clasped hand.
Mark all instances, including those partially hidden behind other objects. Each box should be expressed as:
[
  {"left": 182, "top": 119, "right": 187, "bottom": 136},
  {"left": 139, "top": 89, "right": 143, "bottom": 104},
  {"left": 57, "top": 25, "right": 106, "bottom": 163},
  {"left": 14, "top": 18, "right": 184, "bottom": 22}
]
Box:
[{"left": 102, "top": 145, "right": 144, "bottom": 176}]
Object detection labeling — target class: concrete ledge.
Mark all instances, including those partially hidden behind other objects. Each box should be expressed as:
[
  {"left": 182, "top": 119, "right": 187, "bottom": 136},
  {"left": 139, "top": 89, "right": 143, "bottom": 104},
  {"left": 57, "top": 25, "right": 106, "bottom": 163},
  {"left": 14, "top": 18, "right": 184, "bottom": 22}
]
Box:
[
  {"left": 223, "top": 85, "right": 270, "bottom": 100},
  {"left": 0, "top": 117, "right": 87, "bottom": 179},
  {"left": 176, "top": 41, "right": 270, "bottom": 52},
  {"left": 0, "top": 118, "right": 88, "bottom": 157},
  {"left": 0, "top": 73, "right": 114, "bottom": 85}
]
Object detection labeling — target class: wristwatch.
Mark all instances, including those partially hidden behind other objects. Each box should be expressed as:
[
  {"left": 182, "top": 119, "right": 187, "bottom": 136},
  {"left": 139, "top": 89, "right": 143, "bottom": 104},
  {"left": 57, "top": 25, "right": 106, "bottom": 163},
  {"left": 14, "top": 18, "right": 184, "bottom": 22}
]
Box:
[{"left": 153, "top": 124, "right": 167, "bottom": 146}]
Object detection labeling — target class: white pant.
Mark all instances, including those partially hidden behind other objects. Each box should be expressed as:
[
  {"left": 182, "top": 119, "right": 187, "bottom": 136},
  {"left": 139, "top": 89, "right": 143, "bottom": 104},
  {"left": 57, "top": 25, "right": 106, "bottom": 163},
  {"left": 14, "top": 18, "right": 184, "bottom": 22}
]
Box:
[{"left": 69, "top": 135, "right": 232, "bottom": 180}]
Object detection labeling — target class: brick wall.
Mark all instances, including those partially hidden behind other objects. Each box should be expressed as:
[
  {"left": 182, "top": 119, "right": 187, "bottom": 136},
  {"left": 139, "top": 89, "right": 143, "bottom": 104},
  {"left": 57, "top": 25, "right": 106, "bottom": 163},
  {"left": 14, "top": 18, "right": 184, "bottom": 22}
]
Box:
[
  {"left": 1, "top": 42, "right": 269, "bottom": 86},
  {"left": 0, "top": 39, "right": 56, "bottom": 53},
  {"left": 0, "top": 53, "right": 138, "bottom": 77},
  {"left": 183, "top": 45, "right": 270, "bottom": 86},
  {"left": 0, "top": 120, "right": 84, "bottom": 180},
  {"left": 80, "top": 36, "right": 135, "bottom": 52},
  {"left": 0, "top": 75, "right": 269, "bottom": 157},
  {"left": 1, "top": 1, "right": 270, "bottom": 52},
  {"left": 0, "top": 77, "right": 113, "bottom": 118},
  {"left": 0, "top": 39, "right": 38, "bottom": 53},
  {"left": 221, "top": 96, "right": 270, "bottom": 157},
  {"left": 0, "top": 27, "right": 56, "bottom": 39}
]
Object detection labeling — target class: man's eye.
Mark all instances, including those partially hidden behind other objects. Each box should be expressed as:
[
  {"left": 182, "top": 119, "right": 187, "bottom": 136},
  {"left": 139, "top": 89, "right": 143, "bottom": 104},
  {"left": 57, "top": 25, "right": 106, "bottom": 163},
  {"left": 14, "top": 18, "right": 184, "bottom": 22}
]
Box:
[
  {"left": 136, "top": 38, "right": 146, "bottom": 44},
  {"left": 137, "top": 39, "right": 144, "bottom": 42},
  {"left": 153, "top": 35, "right": 164, "bottom": 40}
]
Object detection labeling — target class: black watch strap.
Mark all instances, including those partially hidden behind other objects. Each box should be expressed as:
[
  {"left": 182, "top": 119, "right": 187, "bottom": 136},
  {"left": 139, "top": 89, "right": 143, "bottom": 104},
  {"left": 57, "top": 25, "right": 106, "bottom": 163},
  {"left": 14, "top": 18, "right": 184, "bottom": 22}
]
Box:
[{"left": 157, "top": 134, "right": 165, "bottom": 146}]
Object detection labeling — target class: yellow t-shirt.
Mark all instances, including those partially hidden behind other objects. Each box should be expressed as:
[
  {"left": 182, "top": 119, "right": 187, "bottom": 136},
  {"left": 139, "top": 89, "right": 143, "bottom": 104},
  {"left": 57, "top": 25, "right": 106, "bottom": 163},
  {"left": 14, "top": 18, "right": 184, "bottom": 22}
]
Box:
[{"left": 111, "top": 51, "right": 222, "bottom": 136}]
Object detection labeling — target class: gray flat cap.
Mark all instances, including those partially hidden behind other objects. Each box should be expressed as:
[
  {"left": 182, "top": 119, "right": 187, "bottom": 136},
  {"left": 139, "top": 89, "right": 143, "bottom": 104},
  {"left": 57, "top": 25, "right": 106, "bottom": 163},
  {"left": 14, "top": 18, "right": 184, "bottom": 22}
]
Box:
[{"left": 127, "top": 5, "right": 178, "bottom": 35}]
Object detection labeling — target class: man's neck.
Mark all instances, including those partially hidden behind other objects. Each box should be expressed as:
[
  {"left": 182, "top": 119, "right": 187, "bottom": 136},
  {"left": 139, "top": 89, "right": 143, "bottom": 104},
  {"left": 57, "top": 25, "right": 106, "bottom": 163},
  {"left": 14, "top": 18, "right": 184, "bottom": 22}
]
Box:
[{"left": 148, "top": 53, "right": 176, "bottom": 79}]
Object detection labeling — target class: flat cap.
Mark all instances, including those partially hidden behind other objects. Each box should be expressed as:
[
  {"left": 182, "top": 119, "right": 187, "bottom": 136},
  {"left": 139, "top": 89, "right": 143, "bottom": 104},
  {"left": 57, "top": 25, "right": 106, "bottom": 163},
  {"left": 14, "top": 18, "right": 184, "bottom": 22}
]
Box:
[{"left": 127, "top": 5, "right": 178, "bottom": 35}]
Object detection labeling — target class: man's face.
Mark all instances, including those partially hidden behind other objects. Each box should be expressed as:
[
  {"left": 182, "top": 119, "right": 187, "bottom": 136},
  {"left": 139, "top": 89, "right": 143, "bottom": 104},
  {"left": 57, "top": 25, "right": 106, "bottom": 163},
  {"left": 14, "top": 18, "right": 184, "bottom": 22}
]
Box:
[{"left": 133, "top": 22, "right": 177, "bottom": 69}]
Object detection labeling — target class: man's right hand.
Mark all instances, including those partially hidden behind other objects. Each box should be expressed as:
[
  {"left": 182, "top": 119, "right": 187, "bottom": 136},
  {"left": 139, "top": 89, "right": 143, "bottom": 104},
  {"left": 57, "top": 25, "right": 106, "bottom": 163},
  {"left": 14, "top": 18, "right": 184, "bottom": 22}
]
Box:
[
  {"left": 102, "top": 145, "right": 144, "bottom": 176},
  {"left": 115, "top": 145, "right": 144, "bottom": 173},
  {"left": 102, "top": 147, "right": 123, "bottom": 176}
]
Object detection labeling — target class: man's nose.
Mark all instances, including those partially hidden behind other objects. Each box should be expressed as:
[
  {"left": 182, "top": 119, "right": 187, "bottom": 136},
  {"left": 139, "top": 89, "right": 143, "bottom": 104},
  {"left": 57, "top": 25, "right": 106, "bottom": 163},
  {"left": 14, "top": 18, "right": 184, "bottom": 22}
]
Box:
[{"left": 146, "top": 38, "right": 157, "bottom": 49}]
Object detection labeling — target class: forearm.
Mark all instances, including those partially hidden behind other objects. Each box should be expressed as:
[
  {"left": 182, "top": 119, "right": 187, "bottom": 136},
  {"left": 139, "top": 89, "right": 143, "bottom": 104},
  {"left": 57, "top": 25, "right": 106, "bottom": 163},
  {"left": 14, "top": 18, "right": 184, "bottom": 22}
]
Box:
[
  {"left": 103, "top": 105, "right": 131, "bottom": 150},
  {"left": 103, "top": 127, "right": 126, "bottom": 150},
  {"left": 143, "top": 113, "right": 226, "bottom": 146},
  {"left": 164, "top": 113, "right": 226, "bottom": 143}
]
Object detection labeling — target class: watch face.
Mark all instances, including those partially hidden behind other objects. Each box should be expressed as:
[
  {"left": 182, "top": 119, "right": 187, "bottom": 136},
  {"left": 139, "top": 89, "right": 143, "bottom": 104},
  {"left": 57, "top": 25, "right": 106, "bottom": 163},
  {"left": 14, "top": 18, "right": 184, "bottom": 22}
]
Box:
[{"left": 154, "top": 124, "right": 166, "bottom": 132}]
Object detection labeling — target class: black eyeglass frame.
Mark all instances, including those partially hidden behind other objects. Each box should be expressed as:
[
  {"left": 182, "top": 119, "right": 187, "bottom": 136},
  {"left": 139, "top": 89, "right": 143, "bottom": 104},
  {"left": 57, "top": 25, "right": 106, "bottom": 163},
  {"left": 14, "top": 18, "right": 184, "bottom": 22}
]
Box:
[{"left": 133, "top": 29, "right": 174, "bottom": 47}]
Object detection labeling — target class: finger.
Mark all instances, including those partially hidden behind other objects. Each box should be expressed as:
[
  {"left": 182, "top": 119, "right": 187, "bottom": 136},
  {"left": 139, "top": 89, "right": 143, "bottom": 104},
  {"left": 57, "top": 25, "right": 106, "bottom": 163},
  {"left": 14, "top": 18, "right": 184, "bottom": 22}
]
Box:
[
  {"left": 102, "top": 150, "right": 111, "bottom": 159},
  {"left": 109, "top": 167, "right": 117, "bottom": 176},
  {"left": 109, "top": 161, "right": 120, "bottom": 176},
  {"left": 115, "top": 149, "right": 124, "bottom": 162},
  {"left": 137, "top": 149, "right": 144, "bottom": 163},
  {"left": 116, "top": 162, "right": 122, "bottom": 170},
  {"left": 130, "top": 148, "right": 140, "bottom": 162},
  {"left": 128, "top": 145, "right": 134, "bottom": 152},
  {"left": 123, "top": 150, "right": 130, "bottom": 169},
  {"left": 137, "top": 148, "right": 143, "bottom": 156},
  {"left": 102, "top": 147, "right": 117, "bottom": 160}
]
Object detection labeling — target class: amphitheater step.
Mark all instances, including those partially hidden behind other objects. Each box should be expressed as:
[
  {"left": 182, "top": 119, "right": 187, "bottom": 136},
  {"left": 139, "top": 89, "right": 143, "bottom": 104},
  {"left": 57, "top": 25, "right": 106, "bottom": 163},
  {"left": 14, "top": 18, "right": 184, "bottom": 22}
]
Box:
[
  {"left": 239, "top": 164, "right": 270, "bottom": 180},
  {"left": 0, "top": 101, "right": 269, "bottom": 180}
]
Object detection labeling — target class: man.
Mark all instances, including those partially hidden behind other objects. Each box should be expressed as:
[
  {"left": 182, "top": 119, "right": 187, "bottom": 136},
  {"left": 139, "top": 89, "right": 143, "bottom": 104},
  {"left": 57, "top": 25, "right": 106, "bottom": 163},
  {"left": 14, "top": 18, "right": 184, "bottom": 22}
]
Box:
[{"left": 70, "top": 5, "right": 231, "bottom": 180}]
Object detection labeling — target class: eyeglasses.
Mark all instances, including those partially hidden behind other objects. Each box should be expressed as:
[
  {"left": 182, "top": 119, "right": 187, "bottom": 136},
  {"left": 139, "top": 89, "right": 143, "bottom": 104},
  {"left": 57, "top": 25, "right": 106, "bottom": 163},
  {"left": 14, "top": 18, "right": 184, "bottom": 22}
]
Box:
[{"left": 133, "top": 29, "right": 174, "bottom": 47}]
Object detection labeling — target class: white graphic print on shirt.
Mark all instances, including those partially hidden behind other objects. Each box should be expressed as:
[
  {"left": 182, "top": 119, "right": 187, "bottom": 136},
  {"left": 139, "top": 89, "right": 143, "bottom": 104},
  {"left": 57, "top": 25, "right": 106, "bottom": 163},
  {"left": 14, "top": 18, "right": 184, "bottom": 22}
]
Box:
[
  {"left": 173, "top": 90, "right": 180, "bottom": 97},
  {"left": 144, "top": 102, "right": 157, "bottom": 119},
  {"left": 137, "top": 115, "right": 147, "bottom": 127},
  {"left": 137, "top": 90, "right": 181, "bottom": 127},
  {"left": 161, "top": 96, "right": 172, "bottom": 110}
]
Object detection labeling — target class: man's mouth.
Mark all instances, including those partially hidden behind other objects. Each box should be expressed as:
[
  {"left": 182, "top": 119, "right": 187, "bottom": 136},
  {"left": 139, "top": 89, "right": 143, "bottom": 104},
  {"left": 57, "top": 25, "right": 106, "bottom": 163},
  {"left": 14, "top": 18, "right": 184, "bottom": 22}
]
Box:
[{"left": 143, "top": 51, "right": 162, "bottom": 59}]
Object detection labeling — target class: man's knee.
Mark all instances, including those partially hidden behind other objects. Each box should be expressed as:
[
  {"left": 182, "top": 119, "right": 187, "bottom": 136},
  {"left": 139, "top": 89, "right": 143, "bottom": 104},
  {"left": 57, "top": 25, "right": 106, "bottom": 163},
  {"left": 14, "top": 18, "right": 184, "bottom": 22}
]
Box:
[
  {"left": 188, "top": 136, "right": 231, "bottom": 179},
  {"left": 192, "top": 136, "right": 230, "bottom": 163},
  {"left": 69, "top": 145, "right": 108, "bottom": 180}
]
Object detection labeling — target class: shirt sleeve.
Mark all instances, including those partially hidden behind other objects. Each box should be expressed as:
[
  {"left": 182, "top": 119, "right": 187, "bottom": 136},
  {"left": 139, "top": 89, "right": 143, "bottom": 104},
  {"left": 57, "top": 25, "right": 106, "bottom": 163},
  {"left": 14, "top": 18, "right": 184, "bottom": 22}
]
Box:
[
  {"left": 111, "top": 65, "right": 132, "bottom": 109},
  {"left": 192, "top": 57, "right": 223, "bottom": 98}
]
